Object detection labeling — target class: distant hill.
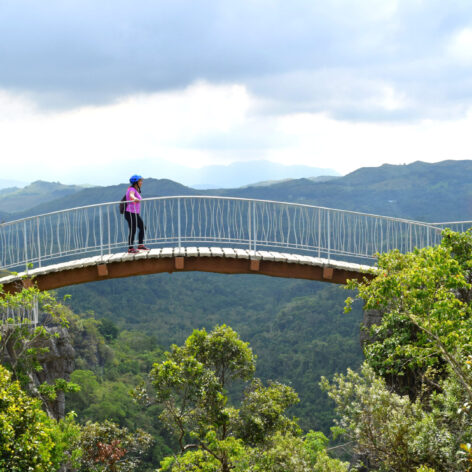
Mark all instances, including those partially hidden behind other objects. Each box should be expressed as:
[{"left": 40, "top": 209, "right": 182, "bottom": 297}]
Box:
[
  {"left": 183, "top": 160, "right": 339, "bottom": 188},
  {"left": 0, "top": 210, "right": 9, "bottom": 223},
  {"left": 8, "top": 160, "right": 472, "bottom": 223},
  {"left": 10, "top": 179, "right": 204, "bottom": 220},
  {"left": 238, "top": 175, "right": 339, "bottom": 188},
  {"left": 212, "top": 160, "right": 472, "bottom": 222},
  {"left": 0, "top": 181, "right": 86, "bottom": 214}
]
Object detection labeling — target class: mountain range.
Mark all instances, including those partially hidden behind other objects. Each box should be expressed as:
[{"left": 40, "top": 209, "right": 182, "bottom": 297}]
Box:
[
  {"left": 180, "top": 160, "right": 339, "bottom": 188},
  {"left": 0, "top": 180, "right": 87, "bottom": 214},
  {"left": 0, "top": 160, "right": 338, "bottom": 191},
  {"left": 3, "top": 159, "right": 472, "bottom": 223}
]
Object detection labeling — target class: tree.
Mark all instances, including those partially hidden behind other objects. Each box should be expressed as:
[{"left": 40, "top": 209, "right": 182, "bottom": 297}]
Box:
[
  {"left": 0, "top": 286, "right": 78, "bottom": 419},
  {"left": 138, "top": 324, "right": 348, "bottom": 472},
  {"left": 0, "top": 364, "right": 57, "bottom": 471},
  {"left": 345, "top": 229, "right": 472, "bottom": 399},
  {"left": 323, "top": 229, "right": 472, "bottom": 471},
  {"left": 74, "top": 420, "right": 152, "bottom": 472}
]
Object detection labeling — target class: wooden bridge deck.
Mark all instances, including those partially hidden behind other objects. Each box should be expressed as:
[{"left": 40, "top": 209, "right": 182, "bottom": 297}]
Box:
[{"left": 0, "top": 247, "right": 374, "bottom": 293}]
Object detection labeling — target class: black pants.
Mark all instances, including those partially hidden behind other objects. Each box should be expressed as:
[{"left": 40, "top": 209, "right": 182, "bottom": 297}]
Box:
[{"left": 124, "top": 211, "right": 145, "bottom": 248}]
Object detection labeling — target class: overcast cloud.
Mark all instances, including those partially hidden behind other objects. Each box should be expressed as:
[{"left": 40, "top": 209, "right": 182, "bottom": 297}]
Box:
[
  {"left": 1, "top": 0, "right": 472, "bottom": 184},
  {"left": 2, "top": 0, "right": 471, "bottom": 119}
]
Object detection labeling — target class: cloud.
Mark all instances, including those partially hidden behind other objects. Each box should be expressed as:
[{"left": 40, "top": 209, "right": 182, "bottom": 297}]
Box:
[
  {"left": 448, "top": 27, "right": 472, "bottom": 64},
  {"left": 272, "top": 108, "right": 472, "bottom": 173},
  {"left": 249, "top": 69, "right": 415, "bottom": 121},
  {"left": 3, "top": 80, "right": 472, "bottom": 186},
  {"left": 1, "top": 0, "right": 472, "bottom": 122},
  {"left": 0, "top": 82, "right": 264, "bottom": 184},
  {"left": 2, "top": 0, "right": 472, "bottom": 186}
]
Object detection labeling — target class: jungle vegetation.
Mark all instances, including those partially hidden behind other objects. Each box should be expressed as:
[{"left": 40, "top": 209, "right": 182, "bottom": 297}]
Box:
[{"left": 4, "top": 229, "right": 472, "bottom": 470}]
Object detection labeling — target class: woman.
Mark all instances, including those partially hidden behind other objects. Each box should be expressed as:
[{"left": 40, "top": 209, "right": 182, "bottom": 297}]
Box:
[{"left": 125, "top": 174, "right": 148, "bottom": 253}]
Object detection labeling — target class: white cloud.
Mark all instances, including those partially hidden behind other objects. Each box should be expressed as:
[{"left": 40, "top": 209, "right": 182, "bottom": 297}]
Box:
[
  {"left": 2, "top": 79, "right": 472, "bottom": 186},
  {"left": 272, "top": 109, "right": 472, "bottom": 174},
  {"left": 448, "top": 27, "right": 472, "bottom": 64},
  {"left": 0, "top": 90, "right": 37, "bottom": 120},
  {"left": 378, "top": 85, "right": 409, "bottom": 112},
  {"left": 0, "top": 82, "right": 253, "bottom": 183}
]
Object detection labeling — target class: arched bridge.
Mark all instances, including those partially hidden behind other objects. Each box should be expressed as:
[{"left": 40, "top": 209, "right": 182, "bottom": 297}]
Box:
[{"left": 0, "top": 196, "right": 468, "bottom": 293}]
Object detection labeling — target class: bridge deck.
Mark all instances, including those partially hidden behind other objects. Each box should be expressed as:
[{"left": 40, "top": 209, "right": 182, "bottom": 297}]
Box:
[{"left": 0, "top": 247, "right": 374, "bottom": 293}]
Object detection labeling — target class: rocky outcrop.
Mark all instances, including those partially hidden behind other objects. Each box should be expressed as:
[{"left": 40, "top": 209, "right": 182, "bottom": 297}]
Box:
[
  {"left": 32, "top": 326, "right": 76, "bottom": 419},
  {"left": 0, "top": 324, "right": 76, "bottom": 420},
  {"left": 360, "top": 308, "right": 383, "bottom": 347}
]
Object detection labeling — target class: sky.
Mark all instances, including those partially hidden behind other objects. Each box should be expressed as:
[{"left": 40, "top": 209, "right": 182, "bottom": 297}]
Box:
[{"left": 2, "top": 0, "right": 472, "bottom": 186}]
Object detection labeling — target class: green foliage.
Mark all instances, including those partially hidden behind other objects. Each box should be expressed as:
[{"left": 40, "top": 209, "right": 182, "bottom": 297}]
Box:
[
  {"left": 145, "top": 325, "right": 344, "bottom": 472},
  {"left": 148, "top": 325, "right": 258, "bottom": 452},
  {"left": 322, "top": 364, "right": 428, "bottom": 471},
  {"left": 184, "top": 324, "right": 256, "bottom": 387},
  {"left": 304, "top": 430, "right": 329, "bottom": 460},
  {"left": 49, "top": 412, "right": 83, "bottom": 470},
  {"left": 0, "top": 287, "right": 81, "bottom": 418},
  {"left": 98, "top": 317, "right": 119, "bottom": 341},
  {"left": 65, "top": 312, "right": 352, "bottom": 469},
  {"left": 347, "top": 229, "right": 472, "bottom": 397},
  {"left": 235, "top": 379, "right": 300, "bottom": 446},
  {"left": 322, "top": 362, "right": 472, "bottom": 471},
  {"left": 244, "top": 432, "right": 313, "bottom": 472},
  {"left": 0, "top": 364, "right": 56, "bottom": 471},
  {"left": 38, "top": 378, "right": 80, "bottom": 400},
  {"left": 62, "top": 275, "right": 364, "bottom": 432},
  {"left": 59, "top": 275, "right": 364, "bottom": 467},
  {"left": 0, "top": 281, "right": 360, "bottom": 470},
  {"left": 65, "top": 326, "right": 171, "bottom": 466},
  {"left": 160, "top": 432, "right": 246, "bottom": 472},
  {"left": 325, "top": 229, "right": 472, "bottom": 471},
  {"left": 0, "top": 364, "right": 146, "bottom": 472}
]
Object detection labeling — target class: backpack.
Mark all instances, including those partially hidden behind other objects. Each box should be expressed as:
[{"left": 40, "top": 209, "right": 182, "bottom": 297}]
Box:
[{"left": 119, "top": 194, "right": 127, "bottom": 215}]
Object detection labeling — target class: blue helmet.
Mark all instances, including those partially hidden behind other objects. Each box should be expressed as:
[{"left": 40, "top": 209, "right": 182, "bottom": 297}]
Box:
[{"left": 129, "top": 174, "right": 143, "bottom": 184}]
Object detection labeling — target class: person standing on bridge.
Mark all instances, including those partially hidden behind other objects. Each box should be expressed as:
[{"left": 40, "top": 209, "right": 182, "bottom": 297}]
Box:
[{"left": 125, "top": 175, "right": 149, "bottom": 253}]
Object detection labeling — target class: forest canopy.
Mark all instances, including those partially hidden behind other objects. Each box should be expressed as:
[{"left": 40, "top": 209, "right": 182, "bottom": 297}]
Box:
[
  {"left": 323, "top": 229, "right": 472, "bottom": 471},
  {"left": 6, "top": 228, "right": 472, "bottom": 470}
]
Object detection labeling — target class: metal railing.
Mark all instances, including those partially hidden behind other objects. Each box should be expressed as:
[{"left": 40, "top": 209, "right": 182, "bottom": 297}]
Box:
[
  {"left": 0, "top": 196, "right": 446, "bottom": 272},
  {"left": 430, "top": 221, "right": 472, "bottom": 233},
  {"left": 0, "top": 296, "right": 38, "bottom": 327}
]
